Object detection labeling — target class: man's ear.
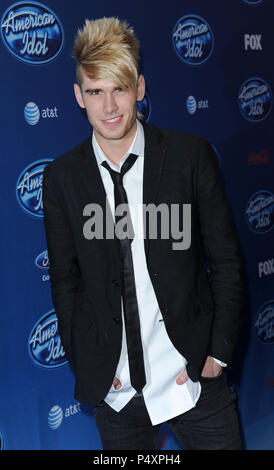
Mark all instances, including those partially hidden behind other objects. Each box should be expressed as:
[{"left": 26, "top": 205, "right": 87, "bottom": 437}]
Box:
[
  {"left": 136, "top": 75, "right": 146, "bottom": 102},
  {"left": 74, "top": 83, "right": 85, "bottom": 109}
]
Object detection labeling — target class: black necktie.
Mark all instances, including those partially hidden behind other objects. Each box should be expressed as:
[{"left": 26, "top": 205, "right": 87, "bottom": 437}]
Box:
[{"left": 101, "top": 154, "right": 146, "bottom": 393}]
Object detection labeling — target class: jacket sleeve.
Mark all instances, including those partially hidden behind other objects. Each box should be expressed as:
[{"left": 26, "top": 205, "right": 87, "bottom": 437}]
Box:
[
  {"left": 196, "top": 139, "right": 245, "bottom": 365},
  {"left": 42, "top": 163, "right": 81, "bottom": 361}
]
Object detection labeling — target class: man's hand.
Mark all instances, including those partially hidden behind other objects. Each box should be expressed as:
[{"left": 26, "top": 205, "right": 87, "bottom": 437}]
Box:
[
  {"left": 113, "top": 376, "right": 122, "bottom": 390},
  {"left": 201, "top": 356, "right": 222, "bottom": 378},
  {"left": 176, "top": 356, "right": 222, "bottom": 385},
  {"left": 176, "top": 368, "right": 189, "bottom": 385}
]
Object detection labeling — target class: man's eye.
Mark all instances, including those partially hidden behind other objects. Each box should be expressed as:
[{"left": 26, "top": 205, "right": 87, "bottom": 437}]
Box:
[{"left": 87, "top": 90, "right": 101, "bottom": 96}]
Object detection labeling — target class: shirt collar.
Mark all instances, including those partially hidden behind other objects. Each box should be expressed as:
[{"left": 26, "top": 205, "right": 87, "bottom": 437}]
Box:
[{"left": 92, "top": 119, "right": 144, "bottom": 172}]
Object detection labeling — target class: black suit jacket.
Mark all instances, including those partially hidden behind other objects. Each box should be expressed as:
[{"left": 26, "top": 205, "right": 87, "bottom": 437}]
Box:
[{"left": 42, "top": 122, "right": 244, "bottom": 406}]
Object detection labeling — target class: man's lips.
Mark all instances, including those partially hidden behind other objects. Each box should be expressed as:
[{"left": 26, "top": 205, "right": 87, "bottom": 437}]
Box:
[{"left": 101, "top": 115, "right": 123, "bottom": 127}]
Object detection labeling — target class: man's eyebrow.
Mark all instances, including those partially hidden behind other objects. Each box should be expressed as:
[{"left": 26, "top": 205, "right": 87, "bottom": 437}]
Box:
[
  {"left": 84, "top": 88, "right": 102, "bottom": 93},
  {"left": 84, "top": 85, "right": 125, "bottom": 93}
]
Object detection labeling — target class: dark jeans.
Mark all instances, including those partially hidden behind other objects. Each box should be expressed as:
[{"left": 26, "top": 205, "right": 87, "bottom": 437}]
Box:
[{"left": 93, "top": 372, "right": 242, "bottom": 450}]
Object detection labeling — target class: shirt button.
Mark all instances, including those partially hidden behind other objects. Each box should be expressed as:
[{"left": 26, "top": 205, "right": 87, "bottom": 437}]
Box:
[{"left": 111, "top": 280, "right": 119, "bottom": 286}]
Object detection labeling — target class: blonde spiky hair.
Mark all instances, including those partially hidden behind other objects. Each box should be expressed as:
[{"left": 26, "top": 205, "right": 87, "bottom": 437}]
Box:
[{"left": 72, "top": 17, "right": 140, "bottom": 91}]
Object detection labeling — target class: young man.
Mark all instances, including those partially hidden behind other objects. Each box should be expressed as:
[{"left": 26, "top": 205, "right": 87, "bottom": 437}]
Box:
[{"left": 43, "top": 17, "right": 245, "bottom": 450}]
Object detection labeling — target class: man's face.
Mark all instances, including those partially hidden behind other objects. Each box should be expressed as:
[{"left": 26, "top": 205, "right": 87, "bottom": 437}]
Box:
[{"left": 74, "top": 73, "right": 145, "bottom": 150}]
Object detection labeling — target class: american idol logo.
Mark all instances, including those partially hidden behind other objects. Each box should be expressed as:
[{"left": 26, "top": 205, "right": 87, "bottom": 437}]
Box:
[
  {"left": 137, "top": 92, "right": 151, "bottom": 122},
  {"left": 255, "top": 300, "right": 274, "bottom": 343},
  {"left": 245, "top": 190, "right": 274, "bottom": 233},
  {"left": 0, "top": 429, "right": 4, "bottom": 450},
  {"left": 28, "top": 310, "right": 68, "bottom": 368},
  {"left": 48, "top": 405, "right": 63, "bottom": 430},
  {"left": 35, "top": 250, "right": 49, "bottom": 269},
  {"left": 243, "top": 0, "right": 263, "bottom": 4},
  {"left": 1, "top": 2, "right": 64, "bottom": 64},
  {"left": 211, "top": 144, "right": 222, "bottom": 167},
  {"left": 16, "top": 159, "right": 52, "bottom": 218},
  {"left": 24, "top": 102, "right": 40, "bottom": 125},
  {"left": 172, "top": 15, "right": 214, "bottom": 65},
  {"left": 238, "top": 78, "right": 272, "bottom": 122}
]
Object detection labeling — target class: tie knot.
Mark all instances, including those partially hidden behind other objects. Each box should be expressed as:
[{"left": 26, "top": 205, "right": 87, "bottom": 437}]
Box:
[{"left": 101, "top": 153, "right": 138, "bottom": 185}]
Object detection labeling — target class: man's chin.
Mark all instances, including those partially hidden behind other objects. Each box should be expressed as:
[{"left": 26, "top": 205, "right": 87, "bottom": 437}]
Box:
[{"left": 95, "top": 120, "right": 137, "bottom": 143}]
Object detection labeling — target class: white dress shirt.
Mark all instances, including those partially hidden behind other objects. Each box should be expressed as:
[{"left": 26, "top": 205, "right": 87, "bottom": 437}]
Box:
[{"left": 92, "top": 120, "right": 223, "bottom": 426}]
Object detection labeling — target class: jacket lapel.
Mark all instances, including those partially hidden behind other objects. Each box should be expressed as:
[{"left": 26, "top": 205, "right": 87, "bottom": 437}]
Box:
[
  {"left": 142, "top": 122, "right": 167, "bottom": 258},
  {"left": 75, "top": 136, "right": 120, "bottom": 262},
  {"left": 77, "top": 135, "right": 106, "bottom": 204}
]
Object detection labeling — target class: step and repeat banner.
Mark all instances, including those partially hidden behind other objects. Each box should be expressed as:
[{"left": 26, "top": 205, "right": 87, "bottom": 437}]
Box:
[{"left": 1, "top": 0, "right": 273, "bottom": 450}]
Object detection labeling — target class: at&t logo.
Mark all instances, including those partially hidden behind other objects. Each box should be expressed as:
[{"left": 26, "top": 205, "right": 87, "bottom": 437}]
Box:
[
  {"left": 24, "top": 102, "right": 59, "bottom": 125},
  {"left": 16, "top": 159, "right": 52, "bottom": 217},
  {"left": 172, "top": 15, "right": 213, "bottom": 65},
  {"left": 24, "top": 102, "right": 40, "bottom": 125},
  {"left": 186, "top": 96, "right": 197, "bottom": 114},
  {"left": 1, "top": 2, "right": 64, "bottom": 64},
  {"left": 238, "top": 78, "right": 272, "bottom": 122},
  {"left": 48, "top": 402, "right": 81, "bottom": 430},
  {"left": 186, "top": 95, "right": 209, "bottom": 114},
  {"left": 28, "top": 310, "right": 68, "bottom": 368},
  {"left": 245, "top": 190, "right": 274, "bottom": 233},
  {"left": 48, "top": 405, "right": 63, "bottom": 430}
]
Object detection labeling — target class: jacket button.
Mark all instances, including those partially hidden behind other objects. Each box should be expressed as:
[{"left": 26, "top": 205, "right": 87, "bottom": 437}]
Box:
[
  {"left": 113, "top": 317, "right": 120, "bottom": 324},
  {"left": 111, "top": 280, "right": 119, "bottom": 286},
  {"left": 153, "top": 272, "right": 158, "bottom": 277}
]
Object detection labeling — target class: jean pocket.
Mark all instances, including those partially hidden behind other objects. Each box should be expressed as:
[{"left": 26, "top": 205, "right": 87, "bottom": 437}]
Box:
[
  {"left": 93, "top": 400, "right": 106, "bottom": 416},
  {"left": 200, "top": 371, "right": 224, "bottom": 382}
]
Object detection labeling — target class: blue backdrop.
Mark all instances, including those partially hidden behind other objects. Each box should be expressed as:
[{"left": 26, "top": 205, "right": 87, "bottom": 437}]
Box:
[{"left": 1, "top": 0, "right": 273, "bottom": 450}]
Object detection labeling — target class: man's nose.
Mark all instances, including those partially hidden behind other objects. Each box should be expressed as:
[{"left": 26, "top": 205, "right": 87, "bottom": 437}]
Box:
[{"left": 103, "top": 93, "right": 118, "bottom": 115}]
